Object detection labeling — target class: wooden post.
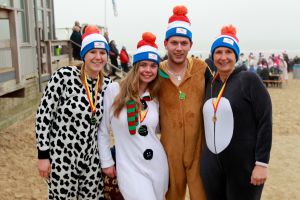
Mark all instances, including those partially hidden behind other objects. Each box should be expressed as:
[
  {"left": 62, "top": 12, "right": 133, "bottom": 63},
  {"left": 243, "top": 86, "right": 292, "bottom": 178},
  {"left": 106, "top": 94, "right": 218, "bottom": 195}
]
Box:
[
  {"left": 46, "top": 40, "right": 52, "bottom": 75},
  {"left": 68, "top": 41, "right": 73, "bottom": 64},
  {"left": 9, "top": 9, "right": 21, "bottom": 84}
]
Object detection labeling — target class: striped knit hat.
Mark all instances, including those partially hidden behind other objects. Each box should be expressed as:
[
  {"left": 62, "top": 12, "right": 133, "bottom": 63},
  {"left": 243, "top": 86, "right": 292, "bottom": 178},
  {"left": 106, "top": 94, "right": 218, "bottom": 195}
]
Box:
[
  {"left": 211, "top": 25, "right": 240, "bottom": 61},
  {"left": 165, "top": 5, "right": 192, "bottom": 41},
  {"left": 132, "top": 32, "right": 160, "bottom": 65},
  {"left": 80, "top": 25, "right": 110, "bottom": 60}
]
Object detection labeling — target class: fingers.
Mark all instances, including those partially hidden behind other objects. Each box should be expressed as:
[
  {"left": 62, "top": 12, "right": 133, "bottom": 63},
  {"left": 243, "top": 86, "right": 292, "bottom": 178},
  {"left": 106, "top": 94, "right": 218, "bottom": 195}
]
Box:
[
  {"left": 107, "top": 170, "right": 116, "bottom": 178},
  {"left": 37, "top": 159, "right": 51, "bottom": 179},
  {"left": 251, "top": 165, "right": 268, "bottom": 186},
  {"left": 102, "top": 167, "right": 116, "bottom": 178},
  {"left": 251, "top": 176, "right": 267, "bottom": 186},
  {"left": 39, "top": 169, "right": 50, "bottom": 179}
]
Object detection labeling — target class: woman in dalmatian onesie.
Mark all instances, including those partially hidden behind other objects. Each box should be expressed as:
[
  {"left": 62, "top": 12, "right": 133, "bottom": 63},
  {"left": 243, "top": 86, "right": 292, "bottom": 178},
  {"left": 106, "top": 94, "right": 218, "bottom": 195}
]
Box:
[
  {"left": 36, "top": 26, "right": 111, "bottom": 199},
  {"left": 98, "top": 32, "right": 169, "bottom": 200},
  {"left": 201, "top": 25, "right": 272, "bottom": 200}
]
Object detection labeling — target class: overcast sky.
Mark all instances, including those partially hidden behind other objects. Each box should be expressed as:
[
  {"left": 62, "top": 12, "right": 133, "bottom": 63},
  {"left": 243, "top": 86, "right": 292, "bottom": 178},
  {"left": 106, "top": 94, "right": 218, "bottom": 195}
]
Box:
[{"left": 54, "top": 0, "right": 300, "bottom": 56}]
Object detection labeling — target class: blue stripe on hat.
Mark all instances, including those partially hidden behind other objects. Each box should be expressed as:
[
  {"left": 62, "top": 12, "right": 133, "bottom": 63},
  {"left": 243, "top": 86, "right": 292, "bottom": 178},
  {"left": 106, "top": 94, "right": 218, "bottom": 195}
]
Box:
[
  {"left": 80, "top": 41, "right": 110, "bottom": 60},
  {"left": 210, "top": 36, "right": 240, "bottom": 61},
  {"left": 133, "top": 52, "right": 160, "bottom": 65},
  {"left": 165, "top": 27, "right": 192, "bottom": 41}
]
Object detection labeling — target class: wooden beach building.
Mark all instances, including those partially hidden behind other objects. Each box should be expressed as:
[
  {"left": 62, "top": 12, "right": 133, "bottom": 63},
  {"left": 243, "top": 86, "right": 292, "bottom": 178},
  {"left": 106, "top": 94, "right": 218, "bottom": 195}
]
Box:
[{"left": 0, "top": 0, "right": 74, "bottom": 129}]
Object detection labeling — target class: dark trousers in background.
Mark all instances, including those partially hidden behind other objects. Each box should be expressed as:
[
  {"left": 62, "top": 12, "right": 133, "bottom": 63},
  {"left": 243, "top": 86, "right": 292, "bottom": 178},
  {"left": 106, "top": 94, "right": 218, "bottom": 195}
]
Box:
[
  {"left": 110, "top": 57, "right": 119, "bottom": 75},
  {"left": 121, "top": 63, "right": 129, "bottom": 73}
]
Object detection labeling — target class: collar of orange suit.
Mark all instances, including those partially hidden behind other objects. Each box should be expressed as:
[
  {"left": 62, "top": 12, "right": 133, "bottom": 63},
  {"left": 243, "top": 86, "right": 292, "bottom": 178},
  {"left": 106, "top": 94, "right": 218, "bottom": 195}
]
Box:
[{"left": 159, "top": 58, "right": 193, "bottom": 79}]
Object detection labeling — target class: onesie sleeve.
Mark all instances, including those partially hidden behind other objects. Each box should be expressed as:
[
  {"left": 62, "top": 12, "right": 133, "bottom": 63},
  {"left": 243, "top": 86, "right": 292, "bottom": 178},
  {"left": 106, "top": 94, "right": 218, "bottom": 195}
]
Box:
[
  {"left": 98, "top": 83, "right": 116, "bottom": 168},
  {"left": 249, "top": 73, "right": 272, "bottom": 164},
  {"left": 35, "top": 68, "right": 66, "bottom": 159}
]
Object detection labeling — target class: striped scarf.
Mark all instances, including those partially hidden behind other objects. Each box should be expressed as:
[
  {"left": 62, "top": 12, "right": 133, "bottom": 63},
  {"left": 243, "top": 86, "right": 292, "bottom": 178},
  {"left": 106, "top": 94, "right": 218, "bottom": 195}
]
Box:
[{"left": 126, "top": 96, "right": 152, "bottom": 135}]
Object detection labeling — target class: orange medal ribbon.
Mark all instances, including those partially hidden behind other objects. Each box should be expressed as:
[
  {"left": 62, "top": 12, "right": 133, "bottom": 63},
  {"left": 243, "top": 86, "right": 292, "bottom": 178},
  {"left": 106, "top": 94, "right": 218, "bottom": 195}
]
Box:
[
  {"left": 84, "top": 74, "right": 100, "bottom": 114},
  {"left": 211, "top": 75, "right": 228, "bottom": 122},
  {"left": 139, "top": 109, "right": 149, "bottom": 123}
]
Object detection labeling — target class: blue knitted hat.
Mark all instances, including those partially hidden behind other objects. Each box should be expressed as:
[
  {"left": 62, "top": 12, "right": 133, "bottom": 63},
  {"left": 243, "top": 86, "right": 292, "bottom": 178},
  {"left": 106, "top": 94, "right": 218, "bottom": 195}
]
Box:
[
  {"left": 211, "top": 25, "right": 240, "bottom": 61},
  {"left": 133, "top": 32, "right": 160, "bottom": 65},
  {"left": 165, "top": 5, "right": 192, "bottom": 41},
  {"left": 80, "top": 25, "right": 110, "bottom": 60}
]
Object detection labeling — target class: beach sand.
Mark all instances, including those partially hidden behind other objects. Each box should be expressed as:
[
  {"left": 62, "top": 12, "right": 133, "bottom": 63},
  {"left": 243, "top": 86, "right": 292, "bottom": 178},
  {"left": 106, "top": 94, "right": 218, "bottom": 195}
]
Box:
[{"left": 0, "top": 74, "right": 299, "bottom": 200}]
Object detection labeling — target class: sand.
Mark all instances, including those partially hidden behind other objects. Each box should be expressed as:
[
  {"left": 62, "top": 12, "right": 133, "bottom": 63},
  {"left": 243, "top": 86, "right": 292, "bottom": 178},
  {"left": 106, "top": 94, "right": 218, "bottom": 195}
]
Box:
[{"left": 0, "top": 74, "right": 299, "bottom": 200}]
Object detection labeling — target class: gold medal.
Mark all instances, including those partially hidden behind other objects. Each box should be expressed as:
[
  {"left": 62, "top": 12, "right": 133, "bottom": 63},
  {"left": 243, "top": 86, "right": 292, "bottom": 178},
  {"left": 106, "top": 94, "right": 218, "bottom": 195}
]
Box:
[
  {"left": 83, "top": 74, "right": 100, "bottom": 125},
  {"left": 90, "top": 116, "right": 97, "bottom": 125},
  {"left": 212, "top": 114, "right": 217, "bottom": 123}
]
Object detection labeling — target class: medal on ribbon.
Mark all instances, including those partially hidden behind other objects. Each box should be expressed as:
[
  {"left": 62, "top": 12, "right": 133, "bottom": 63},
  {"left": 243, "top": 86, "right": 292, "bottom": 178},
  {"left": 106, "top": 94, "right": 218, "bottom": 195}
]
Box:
[
  {"left": 211, "top": 75, "right": 228, "bottom": 123},
  {"left": 83, "top": 74, "right": 100, "bottom": 125}
]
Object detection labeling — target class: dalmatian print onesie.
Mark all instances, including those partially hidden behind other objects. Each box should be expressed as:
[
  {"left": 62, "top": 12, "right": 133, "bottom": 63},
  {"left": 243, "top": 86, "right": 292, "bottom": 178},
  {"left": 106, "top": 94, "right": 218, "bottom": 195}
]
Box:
[{"left": 36, "top": 66, "right": 111, "bottom": 199}]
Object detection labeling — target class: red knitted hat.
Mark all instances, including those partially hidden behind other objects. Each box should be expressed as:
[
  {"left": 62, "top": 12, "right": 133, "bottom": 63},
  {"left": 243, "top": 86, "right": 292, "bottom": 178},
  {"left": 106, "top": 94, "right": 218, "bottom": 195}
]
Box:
[{"left": 165, "top": 5, "right": 192, "bottom": 40}]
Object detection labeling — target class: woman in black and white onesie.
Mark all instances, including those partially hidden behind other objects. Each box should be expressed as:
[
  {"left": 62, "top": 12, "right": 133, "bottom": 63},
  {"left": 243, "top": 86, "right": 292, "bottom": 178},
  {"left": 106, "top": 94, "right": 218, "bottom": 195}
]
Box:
[
  {"left": 201, "top": 25, "right": 272, "bottom": 200},
  {"left": 35, "top": 25, "right": 111, "bottom": 199}
]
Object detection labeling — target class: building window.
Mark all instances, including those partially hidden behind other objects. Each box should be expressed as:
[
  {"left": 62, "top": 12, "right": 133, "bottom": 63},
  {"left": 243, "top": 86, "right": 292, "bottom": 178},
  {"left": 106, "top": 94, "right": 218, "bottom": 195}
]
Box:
[
  {"left": 15, "top": 0, "right": 28, "bottom": 43},
  {"left": 36, "top": 0, "right": 42, "bottom": 7},
  {"left": 0, "top": 19, "right": 10, "bottom": 40},
  {"left": 37, "top": 9, "right": 43, "bottom": 24},
  {"left": 47, "top": 11, "right": 52, "bottom": 39},
  {"left": 0, "top": 0, "right": 11, "bottom": 7},
  {"left": 0, "top": 17, "right": 13, "bottom": 71},
  {"left": 46, "top": 0, "right": 51, "bottom": 8}
]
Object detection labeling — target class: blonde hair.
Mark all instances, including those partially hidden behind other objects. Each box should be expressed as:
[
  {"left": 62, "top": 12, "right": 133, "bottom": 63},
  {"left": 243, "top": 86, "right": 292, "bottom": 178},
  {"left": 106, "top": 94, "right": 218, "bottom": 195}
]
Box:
[
  {"left": 80, "top": 63, "right": 103, "bottom": 91},
  {"left": 113, "top": 62, "right": 160, "bottom": 117}
]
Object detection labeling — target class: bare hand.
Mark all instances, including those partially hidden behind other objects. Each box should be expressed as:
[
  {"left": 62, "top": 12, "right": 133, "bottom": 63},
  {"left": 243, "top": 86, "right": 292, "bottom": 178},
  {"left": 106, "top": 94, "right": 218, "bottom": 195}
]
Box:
[
  {"left": 250, "top": 165, "right": 268, "bottom": 186},
  {"left": 102, "top": 166, "right": 116, "bottom": 178},
  {"left": 38, "top": 159, "right": 51, "bottom": 179}
]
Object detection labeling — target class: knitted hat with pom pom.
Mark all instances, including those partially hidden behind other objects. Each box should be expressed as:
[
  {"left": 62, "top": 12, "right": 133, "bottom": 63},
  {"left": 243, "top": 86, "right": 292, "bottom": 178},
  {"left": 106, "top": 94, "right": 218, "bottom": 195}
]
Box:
[
  {"left": 165, "top": 5, "right": 192, "bottom": 41},
  {"left": 210, "top": 25, "right": 240, "bottom": 61},
  {"left": 132, "top": 32, "right": 160, "bottom": 65},
  {"left": 80, "top": 25, "right": 110, "bottom": 60}
]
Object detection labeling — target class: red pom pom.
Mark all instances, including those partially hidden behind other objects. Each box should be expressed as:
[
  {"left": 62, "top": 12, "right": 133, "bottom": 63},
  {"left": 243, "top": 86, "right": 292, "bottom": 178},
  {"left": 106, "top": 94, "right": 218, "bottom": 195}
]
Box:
[
  {"left": 221, "top": 25, "right": 238, "bottom": 42},
  {"left": 82, "top": 25, "right": 101, "bottom": 39},
  {"left": 137, "top": 32, "right": 157, "bottom": 48},
  {"left": 221, "top": 25, "right": 236, "bottom": 36},
  {"left": 173, "top": 5, "right": 188, "bottom": 16},
  {"left": 142, "top": 32, "right": 156, "bottom": 43}
]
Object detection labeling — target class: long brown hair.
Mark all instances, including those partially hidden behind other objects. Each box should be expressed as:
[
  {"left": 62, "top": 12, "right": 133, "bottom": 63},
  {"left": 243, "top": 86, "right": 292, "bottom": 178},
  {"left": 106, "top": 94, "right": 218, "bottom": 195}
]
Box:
[{"left": 113, "top": 62, "right": 160, "bottom": 117}]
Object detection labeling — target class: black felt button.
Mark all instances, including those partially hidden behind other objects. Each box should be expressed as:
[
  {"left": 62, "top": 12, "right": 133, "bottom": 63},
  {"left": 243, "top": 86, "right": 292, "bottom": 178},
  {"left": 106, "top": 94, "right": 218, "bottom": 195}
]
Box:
[
  {"left": 138, "top": 125, "right": 148, "bottom": 136},
  {"left": 140, "top": 99, "right": 148, "bottom": 110},
  {"left": 143, "top": 149, "right": 153, "bottom": 160}
]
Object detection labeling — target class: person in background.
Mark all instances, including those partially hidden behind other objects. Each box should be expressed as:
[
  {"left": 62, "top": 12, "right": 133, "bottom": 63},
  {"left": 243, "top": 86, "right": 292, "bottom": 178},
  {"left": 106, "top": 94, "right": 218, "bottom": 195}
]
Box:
[
  {"left": 36, "top": 25, "right": 111, "bottom": 199},
  {"left": 99, "top": 32, "right": 169, "bottom": 200},
  {"left": 158, "top": 5, "right": 209, "bottom": 200},
  {"left": 282, "top": 51, "right": 292, "bottom": 72},
  {"left": 70, "top": 24, "right": 82, "bottom": 60},
  {"left": 279, "top": 55, "right": 288, "bottom": 84},
  {"left": 74, "top": 20, "right": 81, "bottom": 31},
  {"left": 268, "top": 55, "right": 274, "bottom": 68},
  {"left": 109, "top": 40, "right": 120, "bottom": 76},
  {"left": 248, "top": 52, "right": 257, "bottom": 73},
  {"left": 237, "top": 52, "right": 248, "bottom": 68},
  {"left": 119, "top": 46, "right": 130, "bottom": 72},
  {"left": 104, "top": 31, "right": 110, "bottom": 43},
  {"left": 205, "top": 55, "right": 217, "bottom": 76},
  {"left": 201, "top": 25, "right": 272, "bottom": 200}
]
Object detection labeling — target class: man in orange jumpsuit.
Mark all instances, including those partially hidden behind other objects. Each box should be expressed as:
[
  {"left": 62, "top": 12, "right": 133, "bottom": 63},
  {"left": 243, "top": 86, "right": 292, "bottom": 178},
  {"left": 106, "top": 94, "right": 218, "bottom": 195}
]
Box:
[{"left": 158, "top": 5, "right": 210, "bottom": 200}]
